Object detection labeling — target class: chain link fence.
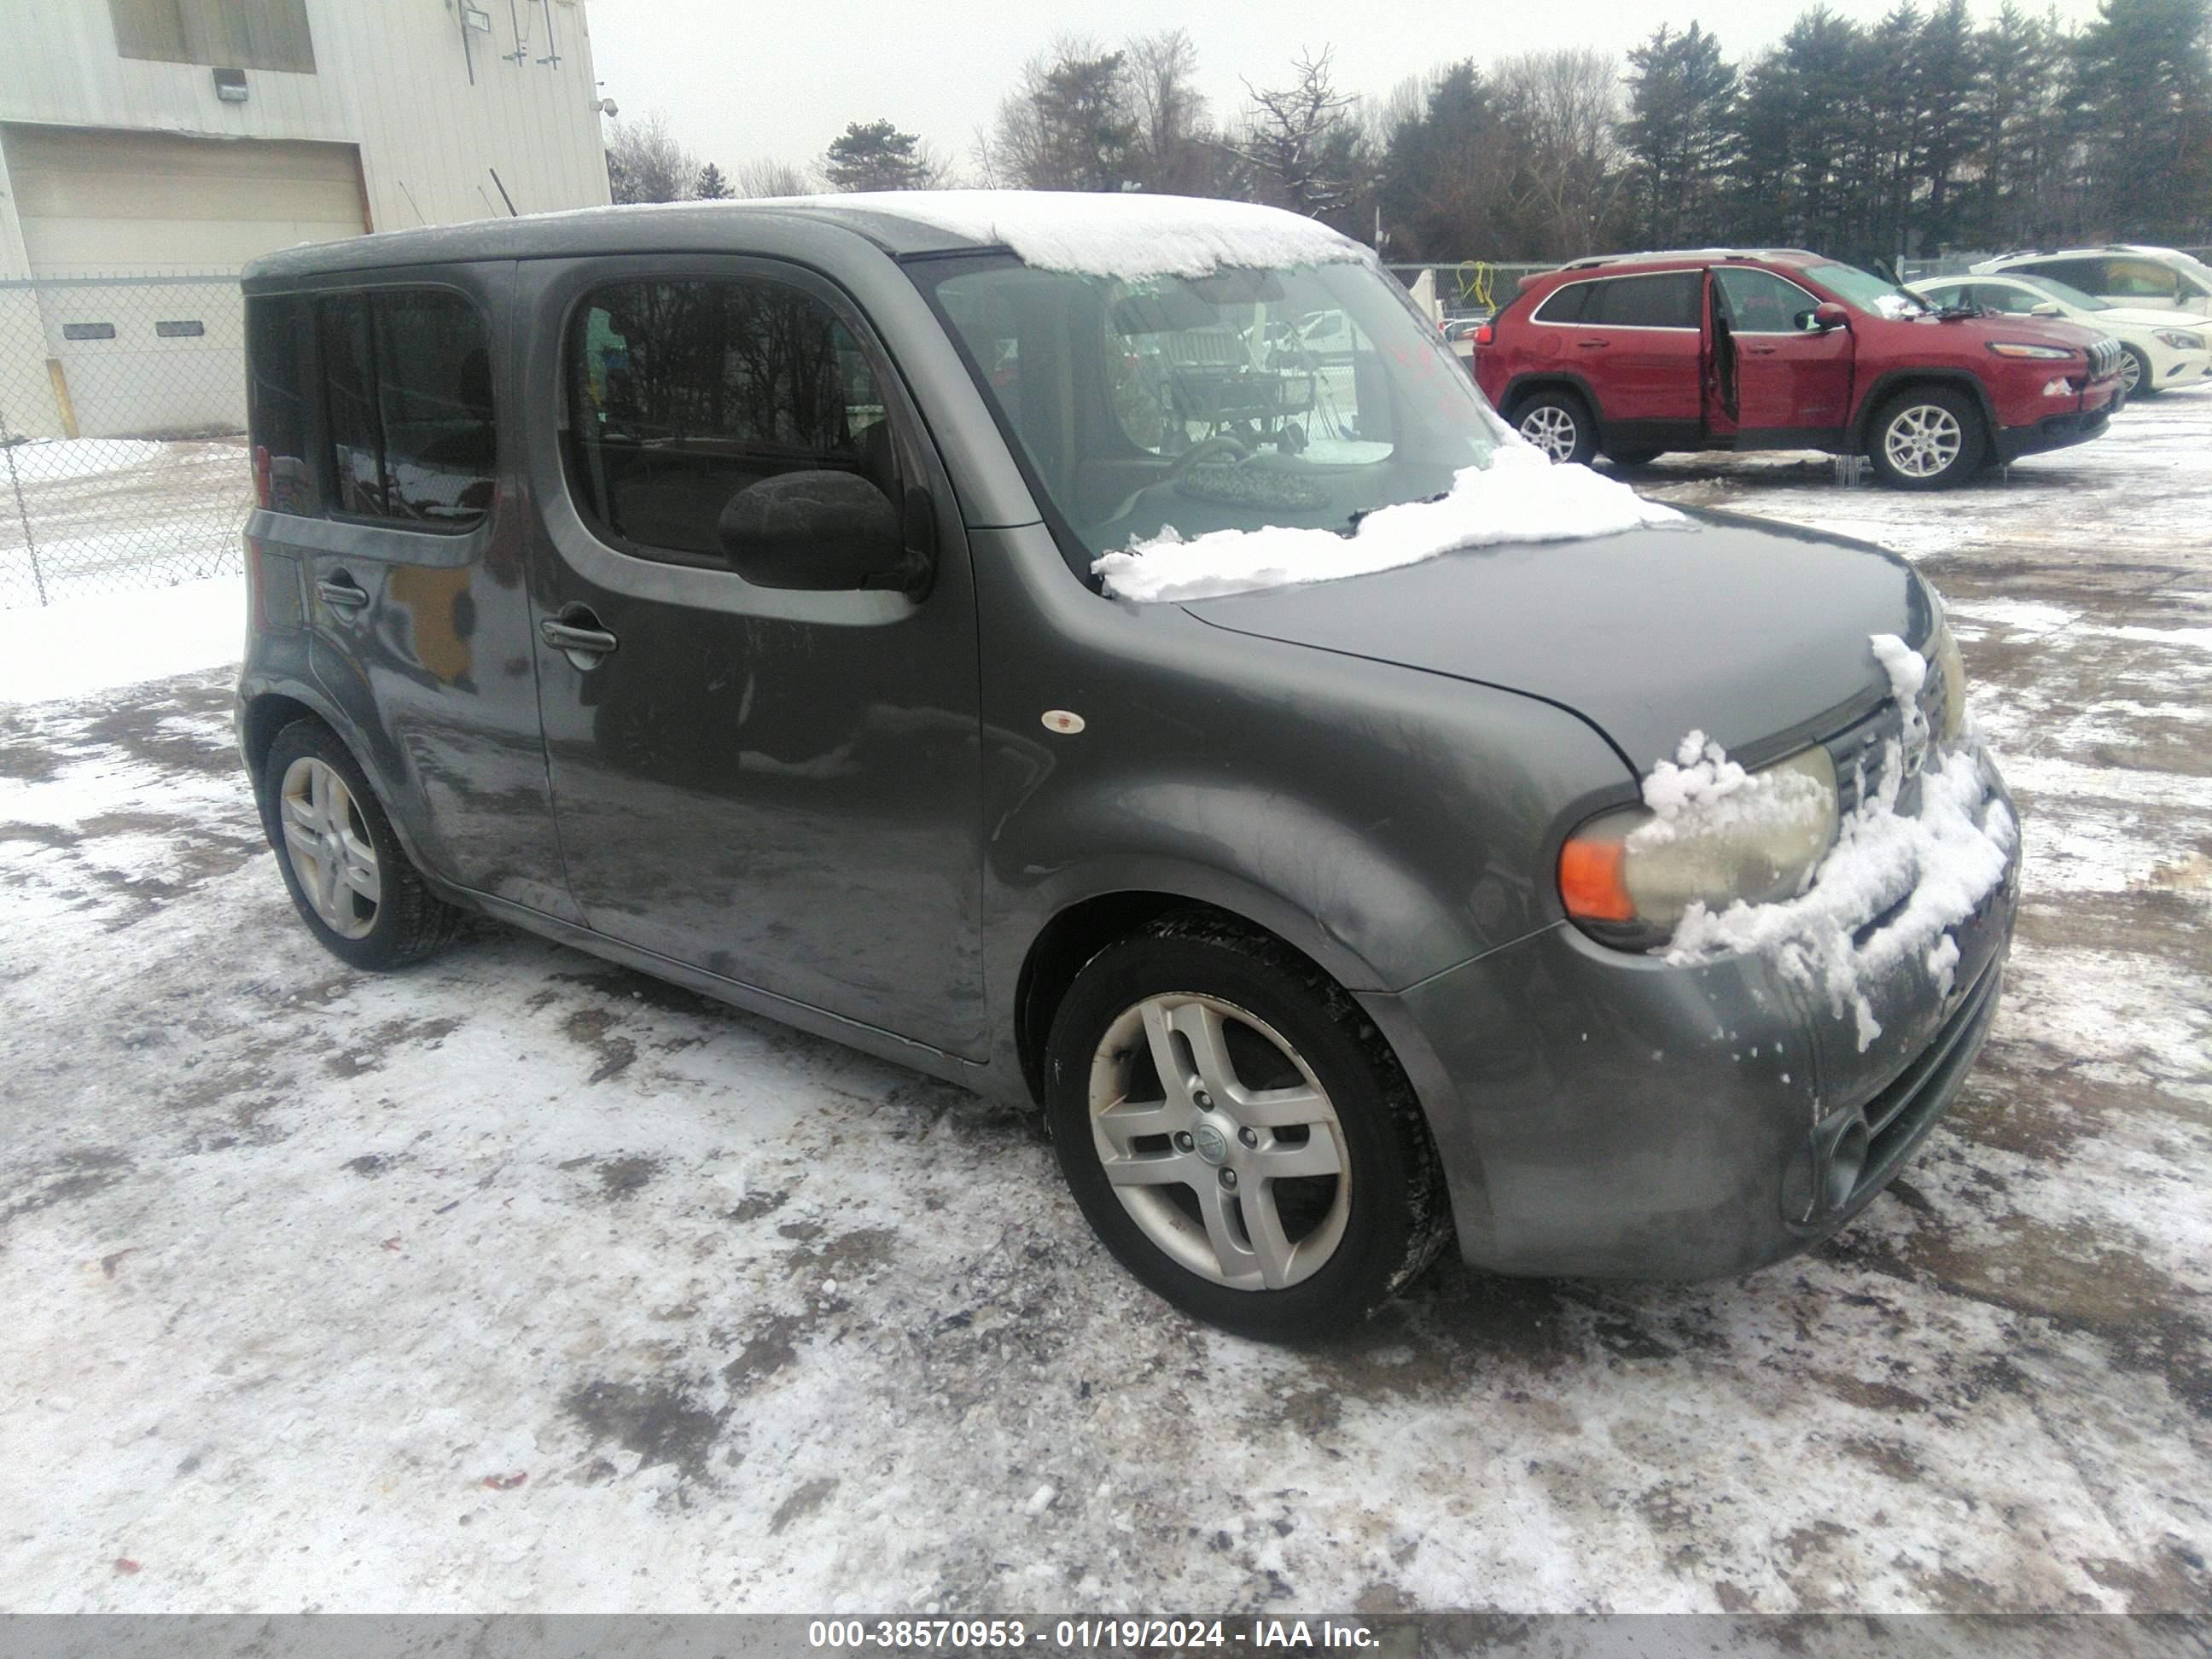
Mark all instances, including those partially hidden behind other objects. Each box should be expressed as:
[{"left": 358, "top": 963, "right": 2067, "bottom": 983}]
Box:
[{"left": 1, "top": 272, "right": 253, "bottom": 609}]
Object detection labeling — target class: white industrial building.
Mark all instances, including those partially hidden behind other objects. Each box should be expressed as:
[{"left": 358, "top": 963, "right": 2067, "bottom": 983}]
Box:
[{"left": 0, "top": 0, "right": 614, "bottom": 436}]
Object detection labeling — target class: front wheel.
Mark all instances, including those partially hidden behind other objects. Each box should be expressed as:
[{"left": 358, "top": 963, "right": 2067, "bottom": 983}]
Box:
[
  {"left": 1510, "top": 390, "right": 1598, "bottom": 465},
  {"left": 1866, "top": 387, "right": 1986, "bottom": 490},
  {"left": 1043, "top": 912, "right": 1450, "bottom": 1341},
  {"left": 2117, "top": 344, "right": 2157, "bottom": 398}
]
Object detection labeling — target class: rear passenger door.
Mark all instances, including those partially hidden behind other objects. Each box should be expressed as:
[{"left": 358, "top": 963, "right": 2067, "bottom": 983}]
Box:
[
  {"left": 246, "top": 267, "right": 572, "bottom": 918},
  {"left": 515, "top": 255, "right": 987, "bottom": 1058},
  {"left": 1580, "top": 270, "right": 1706, "bottom": 431}
]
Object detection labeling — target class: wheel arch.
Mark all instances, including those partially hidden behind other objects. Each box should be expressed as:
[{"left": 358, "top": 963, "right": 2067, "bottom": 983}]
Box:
[
  {"left": 1498, "top": 370, "right": 1604, "bottom": 426},
  {"left": 1851, "top": 370, "right": 1998, "bottom": 451}
]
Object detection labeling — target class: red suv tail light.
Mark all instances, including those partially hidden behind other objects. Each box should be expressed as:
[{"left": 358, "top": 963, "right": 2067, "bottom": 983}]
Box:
[{"left": 1474, "top": 323, "right": 1493, "bottom": 347}]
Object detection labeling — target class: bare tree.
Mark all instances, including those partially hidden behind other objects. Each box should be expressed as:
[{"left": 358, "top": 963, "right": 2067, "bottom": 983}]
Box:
[
  {"left": 1125, "top": 29, "right": 1216, "bottom": 193},
  {"left": 978, "top": 37, "right": 1135, "bottom": 190},
  {"left": 733, "top": 157, "right": 815, "bottom": 198},
  {"left": 1493, "top": 49, "right": 1630, "bottom": 258},
  {"left": 604, "top": 111, "right": 701, "bottom": 204},
  {"left": 1228, "top": 49, "right": 1369, "bottom": 223}
]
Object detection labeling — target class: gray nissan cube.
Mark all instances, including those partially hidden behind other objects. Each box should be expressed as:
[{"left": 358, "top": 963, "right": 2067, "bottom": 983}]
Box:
[{"left": 236, "top": 194, "right": 2020, "bottom": 1340}]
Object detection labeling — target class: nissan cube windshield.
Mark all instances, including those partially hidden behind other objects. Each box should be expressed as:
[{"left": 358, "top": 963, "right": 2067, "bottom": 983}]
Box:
[{"left": 920, "top": 258, "right": 1501, "bottom": 566}]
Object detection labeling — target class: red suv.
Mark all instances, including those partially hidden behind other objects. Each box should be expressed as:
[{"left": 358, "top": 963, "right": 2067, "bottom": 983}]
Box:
[{"left": 1472, "top": 249, "right": 2125, "bottom": 488}]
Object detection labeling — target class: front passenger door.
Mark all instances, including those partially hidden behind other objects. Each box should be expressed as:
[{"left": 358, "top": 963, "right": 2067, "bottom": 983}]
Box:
[{"left": 518, "top": 258, "right": 987, "bottom": 1057}]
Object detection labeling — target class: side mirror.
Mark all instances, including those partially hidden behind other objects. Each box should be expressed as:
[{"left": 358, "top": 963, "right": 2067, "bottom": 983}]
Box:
[
  {"left": 1810, "top": 302, "right": 1851, "bottom": 332},
  {"left": 2028, "top": 300, "right": 2062, "bottom": 317},
  {"left": 717, "top": 470, "right": 918, "bottom": 595}
]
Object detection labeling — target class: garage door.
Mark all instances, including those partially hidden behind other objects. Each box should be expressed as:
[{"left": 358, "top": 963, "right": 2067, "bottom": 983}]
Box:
[
  {"left": 3, "top": 125, "right": 366, "bottom": 274},
  {"left": 1, "top": 125, "right": 365, "bottom": 435}
]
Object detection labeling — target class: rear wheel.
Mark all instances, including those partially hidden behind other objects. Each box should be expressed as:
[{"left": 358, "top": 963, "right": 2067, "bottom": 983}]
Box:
[
  {"left": 260, "top": 719, "right": 463, "bottom": 971},
  {"left": 1044, "top": 911, "right": 1450, "bottom": 1341},
  {"left": 1511, "top": 390, "right": 1598, "bottom": 465},
  {"left": 1866, "top": 387, "right": 1986, "bottom": 490},
  {"left": 2117, "top": 344, "right": 2157, "bottom": 398}
]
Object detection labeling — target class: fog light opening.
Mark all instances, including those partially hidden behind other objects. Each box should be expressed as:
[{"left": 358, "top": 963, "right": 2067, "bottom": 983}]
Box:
[{"left": 1823, "top": 1115, "right": 1871, "bottom": 1211}]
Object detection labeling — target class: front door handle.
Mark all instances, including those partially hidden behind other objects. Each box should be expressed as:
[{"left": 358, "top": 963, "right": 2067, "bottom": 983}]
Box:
[
  {"left": 541, "top": 607, "right": 618, "bottom": 671},
  {"left": 1576, "top": 339, "right": 1611, "bottom": 350},
  {"left": 1748, "top": 345, "right": 1780, "bottom": 356},
  {"left": 317, "top": 575, "right": 370, "bottom": 611}
]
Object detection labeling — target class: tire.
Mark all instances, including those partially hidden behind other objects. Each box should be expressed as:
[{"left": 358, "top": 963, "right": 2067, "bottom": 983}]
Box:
[
  {"left": 1606, "top": 446, "right": 1664, "bottom": 469},
  {"left": 259, "top": 719, "right": 463, "bottom": 971},
  {"left": 2117, "top": 344, "right": 2157, "bottom": 398},
  {"left": 1866, "top": 386, "right": 1987, "bottom": 490},
  {"left": 1042, "top": 910, "right": 1451, "bottom": 1341},
  {"left": 1510, "top": 389, "right": 1598, "bottom": 465}
]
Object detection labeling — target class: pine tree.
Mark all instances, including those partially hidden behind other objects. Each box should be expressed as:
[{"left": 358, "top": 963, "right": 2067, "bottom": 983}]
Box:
[
  {"left": 1378, "top": 64, "right": 1505, "bottom": 259},
  {"left": 823, "top": 120, "right": 942, "bottom": 192},
  {"left": 1622, "top": 22, "right": 1739, "bottom": 247},
  {"left": 2070, "top": 0, "right": 2212, "bottom": 240},
  {"left": 693, "top": 162, "right": 732, "bottom": 200}
]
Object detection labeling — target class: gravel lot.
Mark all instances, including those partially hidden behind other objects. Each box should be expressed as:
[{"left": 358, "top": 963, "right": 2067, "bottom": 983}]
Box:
[{"left": 2, "top": 395, "right": 2207, "bottom": 1615}]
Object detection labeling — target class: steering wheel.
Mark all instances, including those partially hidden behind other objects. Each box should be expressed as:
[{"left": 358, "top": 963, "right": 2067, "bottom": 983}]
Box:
[{"left": 1163, "top": 434, "right": 1254, "bottom": 485}]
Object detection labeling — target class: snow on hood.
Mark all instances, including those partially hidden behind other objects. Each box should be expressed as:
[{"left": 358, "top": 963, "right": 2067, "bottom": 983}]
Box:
[
  {"left": 1656, "top": 636, "right": 2017, "bottom": 1051},
  {"left": 787, "top": 189, "right": 1371, "bottom": 281},
  {"left": 1092, "top": 443, "right": 1691, "bottom": 602}
]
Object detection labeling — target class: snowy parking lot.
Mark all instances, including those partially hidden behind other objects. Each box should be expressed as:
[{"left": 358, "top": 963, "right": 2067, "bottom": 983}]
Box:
[{"left": 2, "top": 393, "right": 2207, "bottom": 1615}]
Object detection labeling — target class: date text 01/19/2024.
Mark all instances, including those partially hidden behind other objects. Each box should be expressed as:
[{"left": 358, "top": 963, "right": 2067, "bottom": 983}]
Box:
[{"left": 806, "top": 1617, "right": 1386, "bottom": 1650}]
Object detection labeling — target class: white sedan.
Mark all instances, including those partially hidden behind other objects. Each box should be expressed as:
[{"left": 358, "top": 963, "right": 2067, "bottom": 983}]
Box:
[{"left": 1909, "top": 272, "right": 2212, "bottom": 399}]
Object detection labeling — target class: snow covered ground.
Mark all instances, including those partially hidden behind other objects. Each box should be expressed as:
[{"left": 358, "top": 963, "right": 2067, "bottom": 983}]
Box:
[
  {"left": 0, "top": 438, "right": 247, "bottom": 610},
  {"left": 1, "top": 393, "right": 2207, "bottom": 1615}
]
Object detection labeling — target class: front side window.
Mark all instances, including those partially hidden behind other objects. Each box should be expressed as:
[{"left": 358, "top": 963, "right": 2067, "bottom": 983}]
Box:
[
  {"left": 565, "top": 277, "right": 894, "bottom": 562},
  {"left": 315, "top": 288, "right": 495, "bottom": 529},
  {"left": 917, "top": 256, "right": 1499, "bottom": 573},
  {"left": 2103, "top": 259, "right": 2181, "bottom": 300},
  {"left": 2024, "top": 258, "right": 2106, "bottom": 293},
  {"left": 1714, "top": 268, "right": 1818, "bottom": 333}
]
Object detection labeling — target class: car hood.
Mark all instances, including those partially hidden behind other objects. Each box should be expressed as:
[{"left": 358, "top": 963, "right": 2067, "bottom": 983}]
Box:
[
  {"left": 1918, "top": 311, "right": 2103, "bottom": 348},
  {"left": 2098, "top": 306, "right": 2209, "bottom": 335},
  {"left": 1181, "top": 508, "right": 1933, "bottom": 771}
]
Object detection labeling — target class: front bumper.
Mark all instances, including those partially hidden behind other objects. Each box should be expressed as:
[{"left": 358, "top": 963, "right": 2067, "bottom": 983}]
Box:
[
  {"left": 1994, "top": 400, "right": 2115, "bottom": 463},
  {"left": 1362, "top": 756, "right": 2021, "bottom": 1280}
]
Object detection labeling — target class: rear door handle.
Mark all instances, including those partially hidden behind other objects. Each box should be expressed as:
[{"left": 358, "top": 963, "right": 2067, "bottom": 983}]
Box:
[
  {"left": 316, "top": 576, "right": 370, "bottom": 610},
  {"left": 1576, "top": 339, "right": 1610, "bottom": 350},
  {"left": 1748, "top": 345, "right": 1780, "bottom": 356},
  {"left": 541, "top": 607, "right": 618, "bottom": 670}
]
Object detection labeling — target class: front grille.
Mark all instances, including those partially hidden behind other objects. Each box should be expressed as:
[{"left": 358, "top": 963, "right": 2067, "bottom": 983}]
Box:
[
  {"left": 2087, "top": 337, "right": 2122, "bottom": 380},
  {"left": 1825, "top": 649, "right": 1947, "bottom": 818}
]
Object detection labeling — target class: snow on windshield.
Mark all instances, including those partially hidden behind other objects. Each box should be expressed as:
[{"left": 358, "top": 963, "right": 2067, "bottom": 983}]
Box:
[
  {"left": 1655, "top": 636, "right": 2017, "bottom": 1051},
  {"left": 1093, "top": 441, "right": 1689, "bottom": 602},
  {"left": 802, "top": 190, "right": 1370, "bottom": 282}
]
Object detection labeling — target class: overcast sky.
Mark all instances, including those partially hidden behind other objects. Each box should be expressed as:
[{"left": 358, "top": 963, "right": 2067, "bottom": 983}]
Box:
[{"left": 581, "top": 0, "right": 2110, "bottom": 184}]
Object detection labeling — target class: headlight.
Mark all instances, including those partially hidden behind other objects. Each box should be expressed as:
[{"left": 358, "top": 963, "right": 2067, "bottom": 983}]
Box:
[
  {"left": 2156, "top": 329, "right": 2204, "bottom": 351},
  {"left": 1930, "top": 615, "right": 1968, "bottom": 743},
  {"left": 1559, "top": 745, "right": 1840, "bottom": 940},
  {"left": 1988, "top": 341, "right": 2074, "bottom": 360}
]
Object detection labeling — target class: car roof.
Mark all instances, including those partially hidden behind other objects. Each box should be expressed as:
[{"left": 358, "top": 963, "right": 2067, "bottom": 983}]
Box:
[
  {"left": 1552, "top": 248, "right": 1826, "bottom": 274},
  {"left": 242, "top": 198, "right": 1000, "bottom": 282},
  {"left": 1982, "top": 244, "right": 2193, "bottom": 265}
]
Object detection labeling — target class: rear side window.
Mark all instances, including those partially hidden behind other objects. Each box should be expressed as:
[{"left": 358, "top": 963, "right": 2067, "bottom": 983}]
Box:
[
  {"left": 564, "top": 277, "right": 896, "bottom": 563},
  {"left": 245, "top": 294, "right": 311, "bottom": 514},
  {"left": 1592, "top": 271, "right": 1703, "bottom": 329},
  {"left": 314, "top": 288, "right": 495, "bottom": 530},
  {"left": 2024, "top": 258, "right": 2106, "bottom": 293},
  {"left": 1533, "top": 280, "right": 1596, "bottom": 323}
]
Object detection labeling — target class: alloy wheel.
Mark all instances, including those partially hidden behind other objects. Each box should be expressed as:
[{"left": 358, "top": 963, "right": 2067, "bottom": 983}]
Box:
[
  {"left": 1883, "top": 404, "right": 1964, "bottom": 479},
  {"left": 2117, "top": 350, "right": 2143, "bottom": 396},
  {"left": 1086, "top": 992, "right": 1350, "bottom": 1291},
  {"left": 1518, "top": 405, "right": 1579, "bottom": 463},
  {"left": 278, "top": 755, "right": 381, "bottom": 940}
]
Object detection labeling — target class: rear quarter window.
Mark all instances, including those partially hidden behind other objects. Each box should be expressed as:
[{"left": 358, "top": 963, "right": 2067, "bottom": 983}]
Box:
[
  {"left": 245, "top": 294, "right": 311, "bottom": 514},
  {"left": 1532, "top": 281, "right": 1596, "bottom": 324}
]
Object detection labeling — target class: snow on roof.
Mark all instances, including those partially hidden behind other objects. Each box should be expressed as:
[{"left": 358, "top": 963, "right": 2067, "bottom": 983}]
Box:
[
  {"left": 783, "top": 190, "right": 1371, "bottom": 282},
  {"left": 1092, "top": 443, "right": 1690, "bottom": 603}
]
